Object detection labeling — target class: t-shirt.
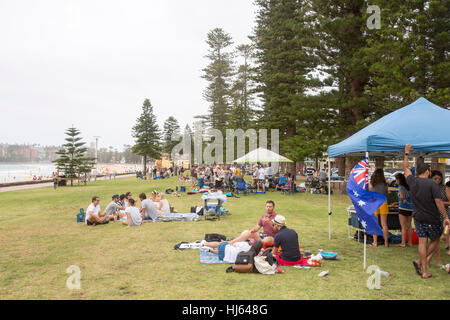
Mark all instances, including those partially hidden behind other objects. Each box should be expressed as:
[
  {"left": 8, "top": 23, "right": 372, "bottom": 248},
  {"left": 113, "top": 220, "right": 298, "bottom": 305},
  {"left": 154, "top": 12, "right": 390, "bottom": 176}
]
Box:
[
  {"left": 266, "top": 167, "right": 274, "bottom": 177},
  {"left": 398, "top": 186, "right": 412, "bottom": 210},
  {"left": 125, "top": 206, "right": 142, "bottom": 226},
  {"left": 274, "top": 226, "right": 301, "bottom": 262},
  {"left": 105, "top": 201, "right": 118, "bottom": 216},
  {"left": 257, "top": 212, "right": 278, "bottom": 237},
  {"left": 371, "top": 183, "right": 388, "bottom": 196},
  {"left": 85, "top": 203, "right": 100, "bottom": 224},
  {"left": 406, "top": 175, "right": 442, "bottom": 225},
  {"left": 235, "top": 168, "right": 241, "bottom": 176},
  {"left": 258, "top": 168, "right": 266, "bottom": 180},
  {"left": 141, "top": 199, "right": 158, "bottom": 221},
  {"left": 223, "top": 242, "right": 251, "bottom": 263},
  {"left": 159, "top": 199, "right": 170, "bottom": 214}
]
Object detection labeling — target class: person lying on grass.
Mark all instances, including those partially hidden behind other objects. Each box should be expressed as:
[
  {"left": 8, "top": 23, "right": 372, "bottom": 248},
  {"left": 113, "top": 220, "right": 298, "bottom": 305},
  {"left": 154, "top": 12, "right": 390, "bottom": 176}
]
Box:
[
  {"left": 201, "top": 230, "right": 259, "bottom": 263},
  {"left": 85, "top": 196, "right": 114, "bottom": 226},
  {"left": 122, "top": 198, "right": 143, "bottom": 227}
]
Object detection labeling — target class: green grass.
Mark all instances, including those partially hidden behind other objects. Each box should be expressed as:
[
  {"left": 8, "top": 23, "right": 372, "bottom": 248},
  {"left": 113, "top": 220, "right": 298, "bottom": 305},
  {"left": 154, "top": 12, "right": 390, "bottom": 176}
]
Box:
[{"left": 0, "top": 176, "right": 448, "bottom": 300}]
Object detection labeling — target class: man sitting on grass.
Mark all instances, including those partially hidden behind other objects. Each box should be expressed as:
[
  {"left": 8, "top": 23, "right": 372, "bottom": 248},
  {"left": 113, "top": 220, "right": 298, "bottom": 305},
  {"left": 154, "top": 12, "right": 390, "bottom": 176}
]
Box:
[
  {"left": 249, "top": 200, "right": 279, "bottom": 241},
  {"left": 105, "top": 194, "right": 125, "bottom": 221},
  {"left": 122, "top": 198, "right": 143, "bottom": 227},
  {"left": 85, "top": 196, "right": 114, "bottom": 226},
  {"left": 271, "top": 215, "right": 303, "bottom": 265},
  {"left": 201, "top": 230, "right": 259, "bottom": 263},
  {"left": 139, "top": 193, "right": 159, "bottom": 221}
]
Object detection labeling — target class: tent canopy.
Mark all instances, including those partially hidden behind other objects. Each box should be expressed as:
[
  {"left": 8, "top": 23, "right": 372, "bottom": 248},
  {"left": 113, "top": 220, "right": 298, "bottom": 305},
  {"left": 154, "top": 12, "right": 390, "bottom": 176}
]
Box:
[
  {"left": 327, "top": 98, "right": 450, "bottom": 158},
  {"left": 233, "top": 147, "right": 293, "bottom": 163}
]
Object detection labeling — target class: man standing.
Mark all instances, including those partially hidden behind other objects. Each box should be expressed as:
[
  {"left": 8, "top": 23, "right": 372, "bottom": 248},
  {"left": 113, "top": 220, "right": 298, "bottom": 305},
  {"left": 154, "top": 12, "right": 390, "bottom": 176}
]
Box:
[
  {"left": 250, "top": 200, "right": 279, "bottom": 240},
  {"left": 257, "top": 166, "right": 266, "bottom": 192},
  {"left": 403, "top": 144, "right": 450, "bottom": 279}
]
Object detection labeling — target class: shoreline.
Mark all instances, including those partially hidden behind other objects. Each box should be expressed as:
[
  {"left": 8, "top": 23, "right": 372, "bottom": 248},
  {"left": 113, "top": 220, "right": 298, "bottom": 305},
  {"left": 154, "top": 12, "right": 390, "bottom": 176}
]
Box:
[{"left": 0, "top": 173, "right": 135, "bottom": 193}]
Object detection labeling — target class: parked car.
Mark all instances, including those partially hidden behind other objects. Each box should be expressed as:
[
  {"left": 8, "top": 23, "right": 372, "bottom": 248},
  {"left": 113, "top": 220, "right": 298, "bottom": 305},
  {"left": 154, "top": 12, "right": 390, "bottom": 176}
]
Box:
[{"left": 384, "top": 172, "right": 398, "bottom": 187}]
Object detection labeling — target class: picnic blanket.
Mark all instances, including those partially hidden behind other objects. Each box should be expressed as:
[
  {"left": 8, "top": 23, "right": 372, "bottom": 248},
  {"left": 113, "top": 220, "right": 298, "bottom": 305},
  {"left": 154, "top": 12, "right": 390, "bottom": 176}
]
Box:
[
  {"left": 156, "top": 213, "right": 199, "bottom": 222},
  {"left": 200, "top": 250, "right": 229, "bottom": 264}
]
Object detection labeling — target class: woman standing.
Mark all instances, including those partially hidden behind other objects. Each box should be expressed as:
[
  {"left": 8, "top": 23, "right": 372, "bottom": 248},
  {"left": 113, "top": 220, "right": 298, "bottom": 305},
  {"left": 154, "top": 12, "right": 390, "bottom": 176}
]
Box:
[
  {"left": 395, "top": 173, "right": 413, "bottom": 247},
  {"left": 370, "top": 169, "right": 389, "bottom": 247}
]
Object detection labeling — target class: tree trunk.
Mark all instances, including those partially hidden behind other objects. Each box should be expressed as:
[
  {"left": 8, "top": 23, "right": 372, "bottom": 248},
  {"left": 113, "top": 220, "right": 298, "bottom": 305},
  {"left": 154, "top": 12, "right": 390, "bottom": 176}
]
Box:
[
  {"left": 143, "top": 155, "right": 147, "bottom": 177},
  {"left": 336, "top": 157, "right": 345, "bottom": 177},
  {"left": 431, "top": 158, "right": 445, "bottom": 180},
  {"left": 375, "top": 157, "right": 385, "bottom": 170}
]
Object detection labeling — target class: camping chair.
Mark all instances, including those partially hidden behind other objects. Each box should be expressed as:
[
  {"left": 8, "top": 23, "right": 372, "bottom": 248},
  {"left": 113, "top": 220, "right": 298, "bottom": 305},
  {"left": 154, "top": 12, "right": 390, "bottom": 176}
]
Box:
[
  {"left": 281, "top": 178, "right": 295, "bottom": 195},
  {"left": 234, "top": 179, "right": 248, "bottom": 195},
  {"left": 276, "top": 176, "right": 287, "bottom": 191}
]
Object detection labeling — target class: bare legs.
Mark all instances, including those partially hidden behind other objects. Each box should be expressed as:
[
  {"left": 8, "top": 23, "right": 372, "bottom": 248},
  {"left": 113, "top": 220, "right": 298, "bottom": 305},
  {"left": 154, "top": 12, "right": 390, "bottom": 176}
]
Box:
[
  {"left": 399, "top": 214, "right": 413, "bottom": 247},
  {"left": 372, "top": 214, "right": 389, "bottom": 247}
]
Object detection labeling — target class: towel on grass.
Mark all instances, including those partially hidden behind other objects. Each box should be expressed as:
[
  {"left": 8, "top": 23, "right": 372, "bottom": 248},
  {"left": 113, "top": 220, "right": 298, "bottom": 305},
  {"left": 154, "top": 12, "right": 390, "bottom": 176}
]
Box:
[{"left": 200, "top": 250, "right": 229, "bottom": 264}]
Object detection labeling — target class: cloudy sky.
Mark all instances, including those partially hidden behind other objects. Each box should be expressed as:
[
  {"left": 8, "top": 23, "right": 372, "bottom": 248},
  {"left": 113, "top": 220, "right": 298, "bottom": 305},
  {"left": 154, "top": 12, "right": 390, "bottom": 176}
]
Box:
[{"left": 0, "top": 0, "right": 257, "bottom": 151}]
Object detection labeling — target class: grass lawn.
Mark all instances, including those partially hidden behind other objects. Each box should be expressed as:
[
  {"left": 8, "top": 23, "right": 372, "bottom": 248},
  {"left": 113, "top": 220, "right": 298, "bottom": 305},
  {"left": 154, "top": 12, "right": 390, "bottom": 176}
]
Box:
[{"left": 0, "top": 176, "right": 448, "bottom": 300}]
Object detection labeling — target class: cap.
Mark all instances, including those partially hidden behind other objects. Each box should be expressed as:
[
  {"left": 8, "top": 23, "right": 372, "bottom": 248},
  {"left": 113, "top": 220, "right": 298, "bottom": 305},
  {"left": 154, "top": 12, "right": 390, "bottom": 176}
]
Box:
[
  {"left": 112, "top": 194, "right": 119, "bottom": 199},
  {"left": 272, "top": 215, "right": 286, "bottom": 227}
]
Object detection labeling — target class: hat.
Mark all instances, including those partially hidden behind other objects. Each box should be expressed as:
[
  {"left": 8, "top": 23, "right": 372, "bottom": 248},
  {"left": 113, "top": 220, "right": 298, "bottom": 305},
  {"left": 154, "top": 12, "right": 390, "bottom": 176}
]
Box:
[
  {"left": 272, "top": 215, "right": 286, "bottom": 227},
  {"left": 112, "top": 194, "right": 119, "bottom": 199}
]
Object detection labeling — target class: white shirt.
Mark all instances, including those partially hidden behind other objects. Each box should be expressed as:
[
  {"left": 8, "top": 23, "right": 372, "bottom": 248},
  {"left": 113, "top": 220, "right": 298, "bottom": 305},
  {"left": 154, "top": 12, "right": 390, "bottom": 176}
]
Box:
[
  {"left": 159, "top": 199, "right": 170, "bottom": 214},
  {"left": 223, "top": 242, "right": 251, "bottom": 263},
  {"left": 125, "top": 206, "right": 142, "bottom": 226},
  {"left": 85, "top": 203, "right": 101, "bottom": 224},
  {"left": 258, "top": 168, "right": 266, "bottom": 180},
  {"left": 265, "top": 167, "right": 274, "bottom": 177}
]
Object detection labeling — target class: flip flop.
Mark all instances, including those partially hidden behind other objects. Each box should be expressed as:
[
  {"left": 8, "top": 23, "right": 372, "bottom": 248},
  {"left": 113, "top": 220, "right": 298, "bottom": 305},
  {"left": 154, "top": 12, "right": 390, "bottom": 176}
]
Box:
[
  {"left": 421, "top": 274, "right": 433, "bottom": 279},
  {"left": 412, "top": 261, "right": 422, "bottom": 276}
]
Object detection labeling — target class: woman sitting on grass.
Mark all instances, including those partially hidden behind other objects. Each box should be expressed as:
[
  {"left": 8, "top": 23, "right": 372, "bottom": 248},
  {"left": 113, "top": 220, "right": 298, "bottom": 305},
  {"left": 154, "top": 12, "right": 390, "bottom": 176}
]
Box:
[
  {"left": 156, "top": 193, "right": 171, "bottom": 215},
  {"left": 122, "top": 198, "right": 142, "bottom": 227}
]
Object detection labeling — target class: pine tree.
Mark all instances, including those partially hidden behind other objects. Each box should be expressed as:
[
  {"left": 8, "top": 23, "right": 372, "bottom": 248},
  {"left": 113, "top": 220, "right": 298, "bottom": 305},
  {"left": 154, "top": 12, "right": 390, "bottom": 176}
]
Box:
[
  {"left": 53, "top": 127, "right": 95, "bottom": 186},
  {"left": 201, "top": 28, "right": 235, "bottom": 135},
  {"left": 162, "top": 116, "right": 181, "bottom": 158},
  {"left": 229, "top": 44, "right": 257, "bottom": 130},
  {"left": 252, "top": 0, "right": 322, "bottom": 170},
  {"left": 131, "top": 99, "right": 161, "bottom": 174}
]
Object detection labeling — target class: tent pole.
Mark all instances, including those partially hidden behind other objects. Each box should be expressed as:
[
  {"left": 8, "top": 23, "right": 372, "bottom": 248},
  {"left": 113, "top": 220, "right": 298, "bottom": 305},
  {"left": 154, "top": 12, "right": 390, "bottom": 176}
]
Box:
[
  {"left": 364, "top": 234, "right": 367, "bottom": 270},
  {"left": 328, "top": 157, "right": 331, "bottom": 240},
  {"left": 364, "top": 151, "right": 369, "bottom": 271}
]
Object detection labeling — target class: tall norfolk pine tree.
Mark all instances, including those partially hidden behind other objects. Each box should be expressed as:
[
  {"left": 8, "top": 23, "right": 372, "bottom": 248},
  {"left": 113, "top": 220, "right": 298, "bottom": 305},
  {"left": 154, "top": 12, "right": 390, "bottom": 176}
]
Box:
[
  {"left": 131, "top": 99, "right": 161, "bottom": 174},
  {"left": 53, "top": 126, "right": 95, "bottom": 186},
  {"left": 162, "top": 116, "right": 181, "bottom": 158},
  {"left": 201, "top": 28, "right": 235, "bottom": 135}
]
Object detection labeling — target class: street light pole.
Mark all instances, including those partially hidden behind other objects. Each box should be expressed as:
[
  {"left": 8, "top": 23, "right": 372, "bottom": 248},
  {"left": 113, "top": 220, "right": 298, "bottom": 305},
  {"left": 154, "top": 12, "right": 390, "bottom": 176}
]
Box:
[{"left": 93, "top": 136, "right": 100, "bottom": 172}]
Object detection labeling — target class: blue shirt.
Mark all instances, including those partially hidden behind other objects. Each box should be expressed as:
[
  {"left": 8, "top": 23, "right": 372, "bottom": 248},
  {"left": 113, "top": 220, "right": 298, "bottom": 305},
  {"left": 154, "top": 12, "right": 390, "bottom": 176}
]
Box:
[{"left": 398, "top": 186, "right": 412, "bottom": 210}]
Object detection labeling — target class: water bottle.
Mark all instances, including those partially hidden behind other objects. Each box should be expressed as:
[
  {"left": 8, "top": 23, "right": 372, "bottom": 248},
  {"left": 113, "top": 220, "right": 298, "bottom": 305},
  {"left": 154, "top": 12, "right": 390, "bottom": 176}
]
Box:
[{"left": 376, "top": 269, "right": 391, "bottom": 277}]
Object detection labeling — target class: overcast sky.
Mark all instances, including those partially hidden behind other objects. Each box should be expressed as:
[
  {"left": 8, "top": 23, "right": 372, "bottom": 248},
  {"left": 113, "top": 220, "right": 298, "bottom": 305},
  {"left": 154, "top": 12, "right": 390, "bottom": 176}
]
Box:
[{"left": 0, "top": 0, "right": 257, "bottom": 151}]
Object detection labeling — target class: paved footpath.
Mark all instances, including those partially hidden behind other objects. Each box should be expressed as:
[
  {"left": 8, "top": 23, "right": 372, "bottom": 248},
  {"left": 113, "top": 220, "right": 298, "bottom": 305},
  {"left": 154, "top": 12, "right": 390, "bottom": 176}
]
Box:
[{"left": 0, "top": 174, "right": 135, "bottom": 193}]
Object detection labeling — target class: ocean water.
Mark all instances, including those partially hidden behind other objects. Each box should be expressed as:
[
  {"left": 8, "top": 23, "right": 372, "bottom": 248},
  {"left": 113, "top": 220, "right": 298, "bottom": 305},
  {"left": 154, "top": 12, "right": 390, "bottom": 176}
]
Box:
[{"left": 0, "top": 163, "right": 56, "bottom": 182}]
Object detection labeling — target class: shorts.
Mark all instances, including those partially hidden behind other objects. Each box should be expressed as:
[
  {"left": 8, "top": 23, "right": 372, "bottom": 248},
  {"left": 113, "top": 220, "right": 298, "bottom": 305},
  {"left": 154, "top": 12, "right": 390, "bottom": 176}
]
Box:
[
  {"left": 398, "top": 208, "right": 412, "bottom": 216},
  {"left": 218, "top": 241, "right": 228, "bottom": 261},
  {"left": 86, "top": 219, "right": 109, "bottom": 226},
  {"left": 258, "top": 179, "right": 265, "bottom": 183},
  {"left": 374, "top": 201, "right": 389, "bottom": 215},
  {"left": 414, "top": 219, "right": 443, "bottom": 241}
]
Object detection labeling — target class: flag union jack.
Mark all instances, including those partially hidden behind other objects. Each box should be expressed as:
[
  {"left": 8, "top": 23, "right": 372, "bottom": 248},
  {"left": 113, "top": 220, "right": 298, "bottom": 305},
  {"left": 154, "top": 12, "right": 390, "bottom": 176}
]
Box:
[{"left": 351, "top": 158, "right": 369, "bottom": 189}]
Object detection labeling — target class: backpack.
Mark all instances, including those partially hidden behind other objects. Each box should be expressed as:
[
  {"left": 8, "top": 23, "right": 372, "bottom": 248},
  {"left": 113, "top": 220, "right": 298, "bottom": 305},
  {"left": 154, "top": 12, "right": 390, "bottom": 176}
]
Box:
[
  {"left": 227, "top": 240, "right": 264, "bottom": 273},
  {"left": 204, "top": 233, "right": 226, "bottom": 242},
  {"left": 191, "top": 206, "right": 204, "bottom": 216},
  {"left": 165, "top": 189, "right": 173, "bottom": 194}
]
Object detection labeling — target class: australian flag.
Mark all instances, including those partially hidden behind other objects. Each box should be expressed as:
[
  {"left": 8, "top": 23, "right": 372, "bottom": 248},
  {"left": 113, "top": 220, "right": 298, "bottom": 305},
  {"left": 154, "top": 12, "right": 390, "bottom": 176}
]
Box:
[{"left": 347, "top": 158, "right": 387, "bottom": 237}]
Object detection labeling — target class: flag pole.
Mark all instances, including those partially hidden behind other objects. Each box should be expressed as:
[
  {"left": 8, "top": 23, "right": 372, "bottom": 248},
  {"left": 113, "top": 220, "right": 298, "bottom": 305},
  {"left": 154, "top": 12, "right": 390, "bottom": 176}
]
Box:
[
  {"left": 364, "top": 151, "right": 369, "bottom": 270},
  {"left": 328, "top": 156, "right": 331, "bottom": 240}
]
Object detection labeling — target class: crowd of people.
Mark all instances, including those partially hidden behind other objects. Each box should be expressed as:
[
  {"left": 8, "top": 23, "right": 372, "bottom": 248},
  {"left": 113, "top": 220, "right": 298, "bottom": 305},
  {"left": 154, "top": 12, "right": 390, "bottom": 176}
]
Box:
[
  {"left": 367, "top": 144, "right": 450, "bottom": 279},
  {"left": 84, "top": 190, "right": 175, "bottom": 227}
]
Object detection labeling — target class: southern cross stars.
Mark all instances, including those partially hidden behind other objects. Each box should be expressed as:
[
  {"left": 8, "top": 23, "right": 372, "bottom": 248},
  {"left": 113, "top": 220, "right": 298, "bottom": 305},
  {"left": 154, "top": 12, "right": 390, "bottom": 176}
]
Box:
[
  {"left": 353, "top": 191, "right": 360, "bottom": 197},
  {"left": 358, "top": 200, "right": 366, "bottom": 207}
]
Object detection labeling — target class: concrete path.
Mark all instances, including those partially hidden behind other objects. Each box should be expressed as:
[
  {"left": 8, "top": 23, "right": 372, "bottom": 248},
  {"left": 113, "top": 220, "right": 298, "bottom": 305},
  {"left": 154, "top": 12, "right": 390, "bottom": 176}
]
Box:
[{"left": 0, "top": 174, "right": 135, "bottom": 193}]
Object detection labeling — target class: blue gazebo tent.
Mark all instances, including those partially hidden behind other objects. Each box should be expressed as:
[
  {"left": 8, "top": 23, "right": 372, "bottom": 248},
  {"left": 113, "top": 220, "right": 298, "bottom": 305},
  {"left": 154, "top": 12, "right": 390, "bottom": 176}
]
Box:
[{"left": 325, "top": 98, "right": 450, "bottom": 268}]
